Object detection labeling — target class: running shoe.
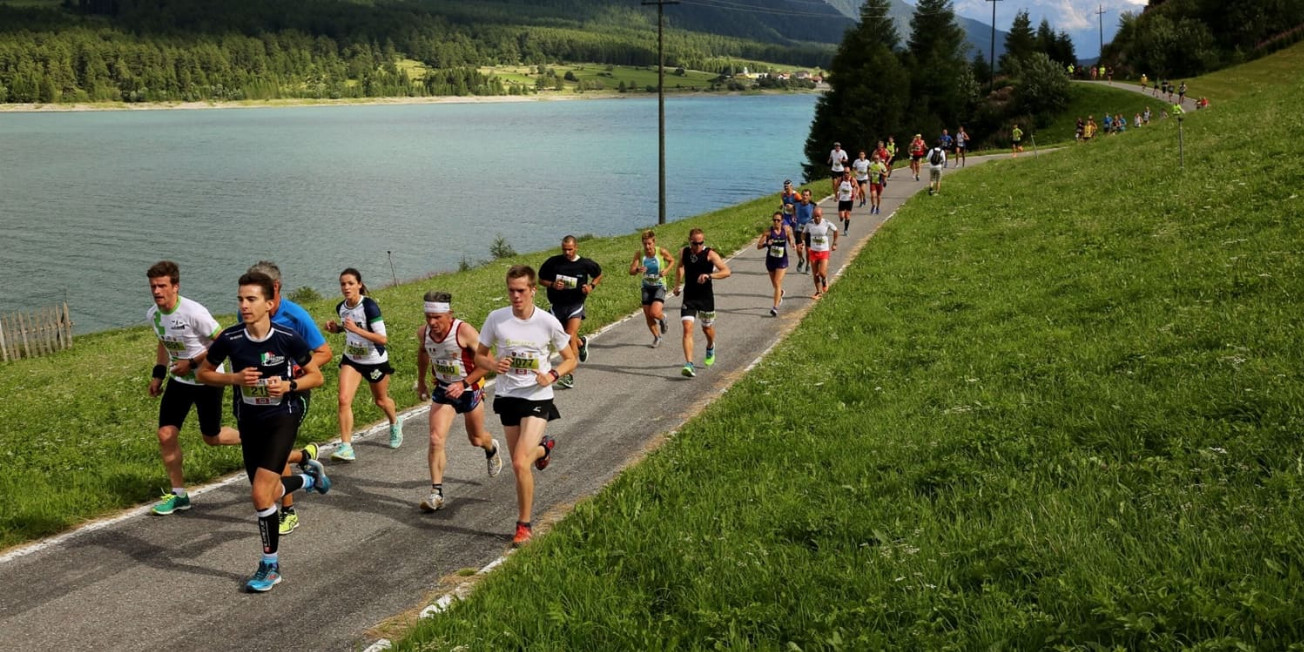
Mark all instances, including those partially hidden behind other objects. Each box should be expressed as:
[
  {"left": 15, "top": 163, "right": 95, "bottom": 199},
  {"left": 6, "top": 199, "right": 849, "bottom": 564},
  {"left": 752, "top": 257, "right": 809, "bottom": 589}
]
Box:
[
  {"left": 151, "top": 491, "right": 191, "bottom": 516},
  {"left": 512, "top": 523, "right": 533, "bottom": 547},
  {"left": 487, "top": 438, "right": 504, "bottom": 477},
  {"left": 795, "top": 260, "right": 804, "bottom": 273},
  {"left": 557, "top": 373, "right": 575, "bottom": 389},
  {"left": 778, "top": 289, "right": 785, "bottom": 307},
  {"left": 419, "top": 492, "right": 445, "bottom": 512},
  {"left": 652, "top": 334, "right": 663, "bottom": 348},
  {"left": 535, "top": 435, "right": 556, "bottom": 470},
  {"left": 658, "top": 316, "right": 668, "bottom": 335},
  {"left": 681, "top": 362, "right": 696, "bottom": 378},
  {"left": 331, "top": 442, "right": 356, "bottom": 462},
  {"left": 303, "top": 459, "right": 331, "bottom": 494},
  {"left": 389, "top": 418, "right": 404, "bottom": 449},
  {"left": 278, "top": 511, "right": 299, "bottom": 535},
  {"left": 578, "top": 336, "right": 589, "bottom": 363},
  {"left": 704, "top": 347, "right": 716, "bottom": 367},
  {"left": 769, "top": 307, "right": 778, "bottom": 317},
  {"left": 298, "top": 443, "right": 319, "bottom": 470},
  {"left": 245, "top": 561, "right": 282, "bottom": 593}
]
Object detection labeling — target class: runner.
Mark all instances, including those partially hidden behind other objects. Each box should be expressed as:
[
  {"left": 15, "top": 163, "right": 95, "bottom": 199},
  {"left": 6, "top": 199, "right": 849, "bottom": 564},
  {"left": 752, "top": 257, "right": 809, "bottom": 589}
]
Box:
[
  {"left": 756, "top": 211, "right": 794, "bottom": 316},
  {"left": 954, "top": 126, "right": 969, "bottom": 167},
  {"left": 673, "top": 227, "right": 732, "bottom": 378},
  {"left": 851, "top": 150, "right": 871, "bottom": 207},
  {"left": 1011, "top": 123, "right": 1024, "bottom": 156},
  {"left": 475, "top": 265, "right": 576, "bottom": 547},
  {"left": 868, "top": 152, "right": 888, "bottom": 215},
  {"left": 792, "top": 188, "right": 815, "bottom": 274},
  {"left": 927, "top": 139, "right": 947, "bottom": 196},
  {"left": 629, "top": 229, "right": 676, "bottom": 347},
  {"left": 939, "top": 130, "right": 954, "bottom": 168},
  {"left": 805, "top": 207, "right": 838, "bottom": 299},
  {"left": 835, "top": 168, "right": 857, "bottom": 236},
  {"left": 779, "top": 179, "right": 800, "bottom": 219},
  {"left": 246, "top": 261, "right": 331, "bottom": 536},
  {"left": 1178, "top": 81, "right": 1187, "bottom": 105},
  {"left": 537, "top": 235, "right": 602, "bottom": 389},
  {"left": 196, "top": 271, "right": 331, "bottom": 593},
  {"left": 827, "top": 141, "right": 848, "bottom": 196},
  {"left": 145, "top": 261, "right": 242, "bottom": 516},
  {"left": 323, "top": 268, "right": 400, "bottom": 463},
  {"left": 908, "top": 134, "right": 927, "bottom": 181},
  {"left": 884, "top": 136, "right": 898, "bottom": 179},
  {"left": 415, "top": 291, "right": 502, "bottom": 512},
  {"left": 872, "top": 140, "right": 891, "bottom": 188}
]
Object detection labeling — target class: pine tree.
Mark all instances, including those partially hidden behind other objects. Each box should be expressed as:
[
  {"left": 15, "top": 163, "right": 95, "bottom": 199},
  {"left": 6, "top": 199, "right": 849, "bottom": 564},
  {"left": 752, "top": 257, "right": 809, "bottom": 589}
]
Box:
[
  {"left": 904, "top": 0, "right": 971, "bottom": 139},
  {"left": 1000, "top": 10, "right": 1036, "bottom": 75},
  {"left": 802, "top": 0, "right": 908, "bottom": 181}
]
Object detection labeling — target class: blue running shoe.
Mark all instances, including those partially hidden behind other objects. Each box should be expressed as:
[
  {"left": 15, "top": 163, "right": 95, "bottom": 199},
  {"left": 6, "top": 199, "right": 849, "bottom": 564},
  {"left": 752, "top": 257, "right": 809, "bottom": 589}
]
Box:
[
  {"left": 303, "top": 459, "right": 331, "bottom": 494},
  {"left": 681, "top": 362, "right": 696, "bottom": 378},
  {"left": 330, "top": 442, "right": 356, "bottom": 462},
  {"left": 245, "top": 561, "right": 281, "bottom": 593}
]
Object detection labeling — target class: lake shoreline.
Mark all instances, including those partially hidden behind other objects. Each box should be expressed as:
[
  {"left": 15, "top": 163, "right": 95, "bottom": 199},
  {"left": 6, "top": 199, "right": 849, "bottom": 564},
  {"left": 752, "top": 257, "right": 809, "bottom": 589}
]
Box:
[{"left": 0, "top": 88, "right": 820, "bottom": 114}]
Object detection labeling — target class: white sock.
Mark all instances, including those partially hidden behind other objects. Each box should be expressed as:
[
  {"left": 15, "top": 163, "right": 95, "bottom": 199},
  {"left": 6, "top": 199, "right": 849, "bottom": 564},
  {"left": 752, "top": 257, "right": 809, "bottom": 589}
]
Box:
[{"left": 172, "top": 487, "right": 188, "bottom": 498}]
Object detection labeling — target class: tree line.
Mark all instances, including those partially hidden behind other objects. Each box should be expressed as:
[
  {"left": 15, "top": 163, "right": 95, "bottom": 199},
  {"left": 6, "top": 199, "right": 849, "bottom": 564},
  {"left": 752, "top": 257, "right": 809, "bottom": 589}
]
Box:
[
  {"left": 0, "top": 0, "right": 834, "bottom": 104},
  {"left": 1104, "top": 0, "right": 1304, "bottom": 78}
]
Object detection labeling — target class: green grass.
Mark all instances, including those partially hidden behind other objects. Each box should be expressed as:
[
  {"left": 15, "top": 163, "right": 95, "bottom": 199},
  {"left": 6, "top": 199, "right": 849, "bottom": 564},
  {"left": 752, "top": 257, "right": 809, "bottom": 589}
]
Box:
[
  {"left": 0, "top": 189, "right": 818, "bottom": 550},
  {"left": 479, "top": 64, "right": 724, "bottom": 93},
  {"left": 396, "top": 42, "right": 1304, "bottom": 648},
  {"left": 1038, "top": 82, "right": 1169, "bottom": 145}
]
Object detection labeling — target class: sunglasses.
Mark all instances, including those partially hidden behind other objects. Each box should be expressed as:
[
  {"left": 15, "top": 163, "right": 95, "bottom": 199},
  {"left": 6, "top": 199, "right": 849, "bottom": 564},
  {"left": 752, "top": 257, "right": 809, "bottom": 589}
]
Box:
[{"left": 690, "top": 241, "right": 705, "bottom": 247}]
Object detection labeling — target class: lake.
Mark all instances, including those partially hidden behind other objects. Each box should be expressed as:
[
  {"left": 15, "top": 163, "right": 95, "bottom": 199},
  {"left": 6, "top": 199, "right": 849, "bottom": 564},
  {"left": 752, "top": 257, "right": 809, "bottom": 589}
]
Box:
[{"left": 0, "top": 94, "right": 817, "bottom": 333}]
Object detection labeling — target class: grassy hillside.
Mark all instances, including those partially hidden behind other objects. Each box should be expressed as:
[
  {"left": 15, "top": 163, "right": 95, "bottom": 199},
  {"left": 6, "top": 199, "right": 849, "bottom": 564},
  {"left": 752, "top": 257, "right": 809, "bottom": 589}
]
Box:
[
  {"left": 1037, "top": 82, "right": 1167, "bottom": 144},
  {"left": 397, "top": 42, "right": 1304, "bottom": 648}
]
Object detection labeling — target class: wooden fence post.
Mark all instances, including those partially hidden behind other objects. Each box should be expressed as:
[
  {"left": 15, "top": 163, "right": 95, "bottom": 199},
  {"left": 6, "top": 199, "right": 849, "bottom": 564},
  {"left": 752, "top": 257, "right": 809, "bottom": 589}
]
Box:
[
  {"left": 0, "top": 313, "right": 8, "bottom": 362},
  {"left": 62, "top": 301, "right": 74, "bottom": 350},
  {"left": 17, "top": 311, "right": 31, "bottom": 359}
]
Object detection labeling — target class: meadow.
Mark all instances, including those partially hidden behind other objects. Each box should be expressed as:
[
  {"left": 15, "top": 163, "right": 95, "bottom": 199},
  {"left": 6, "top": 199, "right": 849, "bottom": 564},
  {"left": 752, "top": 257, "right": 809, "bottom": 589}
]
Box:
[{"left": 397, "top": 43, "right": 1304, "bottom": 648}]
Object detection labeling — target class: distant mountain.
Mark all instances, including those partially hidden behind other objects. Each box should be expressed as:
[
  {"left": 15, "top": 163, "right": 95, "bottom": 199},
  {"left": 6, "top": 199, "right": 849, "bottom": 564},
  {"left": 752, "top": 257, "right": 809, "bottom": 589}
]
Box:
[{"left": 823, "top": 0, "right": 1008, "bottom": 62}]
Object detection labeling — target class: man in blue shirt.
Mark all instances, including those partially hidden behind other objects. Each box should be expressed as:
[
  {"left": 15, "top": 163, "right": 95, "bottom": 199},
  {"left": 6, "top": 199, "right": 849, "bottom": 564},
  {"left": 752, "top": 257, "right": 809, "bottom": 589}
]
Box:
[
  {"left": 247, "top": 261, "right": 334, "bottom": 536},
  {"left": 792, "top": 188, "right": 816, "bottom": 274}
]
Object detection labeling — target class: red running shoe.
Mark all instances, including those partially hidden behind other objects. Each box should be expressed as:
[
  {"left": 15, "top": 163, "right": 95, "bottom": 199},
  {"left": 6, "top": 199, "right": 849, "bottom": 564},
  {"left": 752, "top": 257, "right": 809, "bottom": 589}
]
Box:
[
  {"left": 535, "top": 435, "right": 556, "bottom": 470},
  {"left": 512, "top": 522, "right": 533, "bottom": 547}
]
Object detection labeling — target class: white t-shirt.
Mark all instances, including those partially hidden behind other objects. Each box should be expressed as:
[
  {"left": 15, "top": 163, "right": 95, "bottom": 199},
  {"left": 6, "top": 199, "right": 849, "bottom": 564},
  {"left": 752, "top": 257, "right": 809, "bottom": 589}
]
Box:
[
  {"left": 837, "top": 179, "right": 856, "bottom": 202},
  {"left": 146, "top": 296, "right": 224, "bottom": 385},
  {"left": 928, "top": 147, "right": 947, "bottom": 170},
  {"left": 851, "top": 158, "right": 870, "bottom": 181},
  {"left": 806, "top": 220, "right": 838, "bottom": 252},
  {"left": 829, "top": 148, "right": 848, "bottom": 171},
  {"left": 480, "top": 305, "right": 570, "bottom": 401},
  {"left": 336, "top": 296, "right": 388, "bottom": 364}
]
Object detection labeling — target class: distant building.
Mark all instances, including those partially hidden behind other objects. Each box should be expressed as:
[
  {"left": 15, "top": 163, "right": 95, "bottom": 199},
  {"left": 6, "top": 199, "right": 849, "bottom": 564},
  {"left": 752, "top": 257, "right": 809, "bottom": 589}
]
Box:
[{"left": 794, "top": 70, "right": 811, "bottom": 80}]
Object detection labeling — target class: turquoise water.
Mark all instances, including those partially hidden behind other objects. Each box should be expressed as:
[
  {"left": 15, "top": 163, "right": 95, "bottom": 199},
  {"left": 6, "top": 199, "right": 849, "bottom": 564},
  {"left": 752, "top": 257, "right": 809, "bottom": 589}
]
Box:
[{"left": 0, "top": 94, "right": 816, "bottom": 333}]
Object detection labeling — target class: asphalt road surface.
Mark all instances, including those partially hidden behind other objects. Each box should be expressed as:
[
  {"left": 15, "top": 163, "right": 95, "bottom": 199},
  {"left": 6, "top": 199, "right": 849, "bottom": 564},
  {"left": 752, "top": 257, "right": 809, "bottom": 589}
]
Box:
[{"left": 0, "top": 153, "right": 1003, "bottom": 651}]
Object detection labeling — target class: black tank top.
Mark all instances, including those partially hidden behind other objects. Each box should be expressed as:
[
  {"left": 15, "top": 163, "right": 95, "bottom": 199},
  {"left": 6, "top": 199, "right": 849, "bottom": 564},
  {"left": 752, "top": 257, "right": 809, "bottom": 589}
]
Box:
[{"left": 681, "top": 246, "right": 715, "bottom": 300}]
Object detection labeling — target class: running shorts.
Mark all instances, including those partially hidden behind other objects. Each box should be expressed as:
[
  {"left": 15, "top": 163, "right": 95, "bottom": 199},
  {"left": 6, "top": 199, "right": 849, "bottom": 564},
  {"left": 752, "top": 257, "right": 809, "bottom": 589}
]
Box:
[
  {"left": 838, "top": 200, "right": 853, "bottom": 212},
  {"left": 929, "top": 168, "right": 942, "bottom": 182},
  {"left": 641, "top": 285, "right": 667, "bottom": 306},
  {"left": 239, "top": 413, "right": 299, "bottom": 482},
  {"left": 159, "top": 380, "right": 226, "bottom": 436},
  {"left": 433, "top": 382, "right": 484, "bottom": 415},
  {"left": 681, "top": 298, "right": 717, "bottom": 326},
  {"left": 492, "top": 396, "right": 560, "bottom": 427},
  {"left": 870, "top": 182, "right": 884, "bottom": 195},
  {"left": 809, "top": 250, "right": 831, "bottom": 262},
  {"left": 550, "top": 302, "right": 586, "bottom": 323},
  {"left": 341, "top": 356, "right": 395, "bottom": 383}
]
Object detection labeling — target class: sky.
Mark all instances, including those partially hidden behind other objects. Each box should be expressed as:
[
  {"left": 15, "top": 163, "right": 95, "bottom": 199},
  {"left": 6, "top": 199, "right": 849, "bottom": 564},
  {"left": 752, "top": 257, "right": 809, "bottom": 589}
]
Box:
[{"left": 907, "top": 0, "right": 1149, "bottom": 58}]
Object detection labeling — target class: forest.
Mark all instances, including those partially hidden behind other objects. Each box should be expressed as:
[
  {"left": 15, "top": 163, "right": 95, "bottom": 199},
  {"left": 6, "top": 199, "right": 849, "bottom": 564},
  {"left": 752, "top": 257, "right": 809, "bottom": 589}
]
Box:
[{"left": 0, "top": 0, "right": 838, "bottom": 103}]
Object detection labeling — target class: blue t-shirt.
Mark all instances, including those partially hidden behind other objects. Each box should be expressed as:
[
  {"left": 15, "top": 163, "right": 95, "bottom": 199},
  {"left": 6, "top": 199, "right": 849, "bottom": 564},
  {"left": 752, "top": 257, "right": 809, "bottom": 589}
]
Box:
[
  {"left": 941, "top": 134, "right": 953, "bottom": 148},
  {"left": 206, "top": 323, "right": 313, "bottom": 421},
  {"left": 272, "top": 297, "right": 326, "bottom": 350},
  {"left": 794, "top": 202, "right": 815, "bottom": 227}
]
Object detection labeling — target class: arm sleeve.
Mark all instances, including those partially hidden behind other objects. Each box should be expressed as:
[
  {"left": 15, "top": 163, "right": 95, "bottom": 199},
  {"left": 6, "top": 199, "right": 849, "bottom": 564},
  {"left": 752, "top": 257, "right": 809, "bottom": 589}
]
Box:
[
  {"left": 195, "top": 307, "right": 221, "bottom": 341},
  {"left": 589, "top": 259, "right": 603, "bottom": 280},
  {"left": 296, "top": 311, "right": 327, "bottom": 350},
  {"left": 550, "top": 318, "right": 571, "bottom": 353},
  {"left": 206, "top": 334, "right": 230, "bottom": 367},
  {"left": 290, "top": 332, "right": 314, "bottom": 367},
  {"left": 479, "top": 314, "right": 498, "bottom": 351},
  {"left": 538, "top": 258, "right": 556, "bottom": 282},
  {"left": 365, "top": 298, "right": 386, "bottom": 337}
]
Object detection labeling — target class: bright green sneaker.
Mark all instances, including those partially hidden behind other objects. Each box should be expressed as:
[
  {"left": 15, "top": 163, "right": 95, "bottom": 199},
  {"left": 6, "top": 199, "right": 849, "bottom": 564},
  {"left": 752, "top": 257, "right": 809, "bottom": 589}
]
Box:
[
  {"left": 278, "top": 511, "right": 299, "bottom": 535},
  {"left": 331, "top": 442, "right": 356, "bottom": 462},
  {"left": 151, "top": 491, "right": 191, "bottom": 515},
  {"left": 389, "top": 419, "right": 404, "bottom": 449},
  {"left": 297, "top": 443, "right": 319, "bottom": 470},
  {"left": 703, "top": 347, "right": 716, "bottom": 367},
  {"left": 681, "top": 362, "right": 696, "bottom": 378}
]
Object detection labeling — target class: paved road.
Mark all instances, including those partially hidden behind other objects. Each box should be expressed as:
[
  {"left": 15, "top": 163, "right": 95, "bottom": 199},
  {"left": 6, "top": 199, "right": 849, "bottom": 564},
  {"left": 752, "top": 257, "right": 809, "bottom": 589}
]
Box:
[
  {"left": 1077, "top": 79, "right": 1198, "bottom": 109},
  {"left": 0, "top": 154, "right": 1002, "bottom": 651}
]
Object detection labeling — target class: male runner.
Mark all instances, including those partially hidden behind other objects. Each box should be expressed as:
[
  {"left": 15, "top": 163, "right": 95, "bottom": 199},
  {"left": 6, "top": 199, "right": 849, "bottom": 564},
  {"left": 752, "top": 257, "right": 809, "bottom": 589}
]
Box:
[
  {"left": 247, "top": 261, "right": 332, "bottom": 536},
  {"left": 939, "top": 130, "right": 954, "bottom": 168},
  {"left": 873, "top": 140, "right": 891, "bottom": 187},
  {"left": 779, "top": 179, "right": 800, "bottom": 219},
  {"left": 868, "top": 153, "right": 888, "bottom": 215},
  {"left": 827, "top": 141, "right": 848, "bottom": 196},
  {"left": 806, "top": 207, "right": 839, "bottom": 298},
  {"left": 908, "top": 134, "right": 927, "bottom": 181},
  {"left": 673, "top": 227, "right": 732, "bottom": 378},
  {"left": 145, "top": 261, "right": 242, "bottom": 515},
  {"left": 415, "top": 291, "right": 503, "bottom": 512},
  {"left": 792, "top": 188, "right": 815, "bottom": 274},
  {"left": 927, "top": 139, "right": 947, "bottom": 196},
  {"left": 851, "top": 150, "right": 871, "bottom": 207},
  {"left": 537, "top": 235, "right": 602, "bottom": 389},
  {"left": 197, "top": 271, "right": 331, "bottom": 593},
  {"left": 476, "top": 265, "right": 576, "bottom": 546},
  {"left": 1011, "top": 123, "right": 1023, "bottom": 156},
  {"left": 954, "top": 126, "right": 969, "bottom": 167}
]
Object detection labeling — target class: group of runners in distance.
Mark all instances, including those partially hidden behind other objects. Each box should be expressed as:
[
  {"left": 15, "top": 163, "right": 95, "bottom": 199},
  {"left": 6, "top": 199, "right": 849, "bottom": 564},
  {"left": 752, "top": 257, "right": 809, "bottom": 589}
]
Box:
[{"left": 143, "top": 226, "right": 744, "bottom": 592}]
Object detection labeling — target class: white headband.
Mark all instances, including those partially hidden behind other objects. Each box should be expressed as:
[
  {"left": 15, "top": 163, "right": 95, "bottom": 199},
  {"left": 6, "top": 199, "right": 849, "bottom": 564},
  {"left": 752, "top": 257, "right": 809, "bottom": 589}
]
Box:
[{"left": 424, "top": 301, "right": 451, "bottom": 314}]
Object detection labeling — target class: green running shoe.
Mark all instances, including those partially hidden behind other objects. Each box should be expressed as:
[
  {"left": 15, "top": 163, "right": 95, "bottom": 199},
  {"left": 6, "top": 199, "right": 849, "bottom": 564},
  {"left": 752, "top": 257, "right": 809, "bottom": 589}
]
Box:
[
  {"left": 681, "top": 362, "right": 696, "bottom": 378},
  {"left": 703, "top": 347, "right": 716, "bottom": 367},
  {"left": 151, "top": 491, "right": 191, "bottom": 516},
  {"left": 389, "top": 420, "right": 404, "bottom": 449},
  {"left": 278, "top": 511, "right": 299, "bottom": 536}
]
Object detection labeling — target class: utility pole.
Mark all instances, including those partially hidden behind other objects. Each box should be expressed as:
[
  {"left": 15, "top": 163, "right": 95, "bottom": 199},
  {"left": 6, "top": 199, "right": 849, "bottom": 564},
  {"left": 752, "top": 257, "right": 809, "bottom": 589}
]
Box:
[
  {"left": 985, "top": 0, "right": 1001, "bottom": 93},
  {"left": 642, "top": 0, "right": 679, "bottom": 225},
  {"left": 1095, "top": 4, "right": 1108, "bottom": 61}
]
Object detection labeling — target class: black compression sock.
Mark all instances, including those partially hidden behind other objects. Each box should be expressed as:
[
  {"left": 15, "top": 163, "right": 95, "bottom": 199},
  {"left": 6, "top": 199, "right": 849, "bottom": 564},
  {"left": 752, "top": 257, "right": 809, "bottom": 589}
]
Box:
[
  {"left": 257, "top": 507, "right": 279, "bottom": 555},
  {"left": 281, "top": 475, "right": 305, "bottom": 496},
  {"left": 433, "top": 483, "right": 443, "bottom": 496}
]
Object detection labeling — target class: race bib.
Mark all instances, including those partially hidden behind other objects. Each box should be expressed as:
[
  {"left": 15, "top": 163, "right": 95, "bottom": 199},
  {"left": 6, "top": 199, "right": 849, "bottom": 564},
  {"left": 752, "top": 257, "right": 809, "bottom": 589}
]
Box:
[
  {"left": 240, "top": 379, "right": 283, "bottom": 406},
  {"left": 769, "top": 245, "right": 785, "bottom": 258},
  {"left": 161, "top": 337, "right": 187, "bottom": 355},
  {"left": 346, "top": 342, "right": 370, "bottom": 358},
  {"left": 435, "top": 359, "right": 462, "bottom": 379},
  {"left": 644, "top": 272, "right": 661, "bottom": 286},
  {"left": 509, "top": 351, "right": 540, "bottom": 375},
  {"left": 813, "top": 235, "right": 828, "bottom": 247},
  {"left": 556, "top": 274, "right": 579, "bottom": 289}
]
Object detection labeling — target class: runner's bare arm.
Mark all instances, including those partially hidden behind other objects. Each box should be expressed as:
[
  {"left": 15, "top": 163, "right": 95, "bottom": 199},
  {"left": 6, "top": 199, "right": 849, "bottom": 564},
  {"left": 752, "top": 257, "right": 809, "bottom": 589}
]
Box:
[
  {"left": 709, "top": 251, "right": 732, "bottom": 280},
  {"left": 149, "top": 341, "right": 168, "bottom": 396},
  {"left": 416, "top": 324, "right": 430, "bottom": 400}
]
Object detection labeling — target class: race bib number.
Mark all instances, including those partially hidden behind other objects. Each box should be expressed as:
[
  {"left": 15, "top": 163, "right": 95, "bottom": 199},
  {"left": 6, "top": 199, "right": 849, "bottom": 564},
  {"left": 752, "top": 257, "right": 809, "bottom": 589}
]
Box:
[
  {"left": 644, "top": 272, "right": 661, "bottom": 286},
  {"left": 509, "top": 351, "right": 540, "bottom": 375},
  {"left": 346, "top": 342, "right": 370, "bottom": 358},
  {"left": 556, "top": 274, "right": 579, "bottom": 289},
  {"left": 240, "top": 379, "right": 283, "bottom": 406},
  {"left": 162, "top": 337, "right": 187, "bottom": 355},
  {"left": 434, "top": 359, "right": 462, "bottom": 379},
  {"left": 769, "top": 245, "right": 785, "bottom": 258},
  {"left": 813, "top": 235, "right": 828, "bottom": 247}
]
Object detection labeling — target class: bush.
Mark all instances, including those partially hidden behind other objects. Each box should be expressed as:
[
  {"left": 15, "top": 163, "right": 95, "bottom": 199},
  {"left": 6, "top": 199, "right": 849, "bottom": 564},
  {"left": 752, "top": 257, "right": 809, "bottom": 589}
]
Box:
[
  {"left": 288, "top": 285, "right": 323, "bottom": 303},
  {"left": 1015, "top": 52, "right": 1070, "bottom": 124},
  {"left": 489, "top": 234, "right": 517, "bottom": 259}
]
